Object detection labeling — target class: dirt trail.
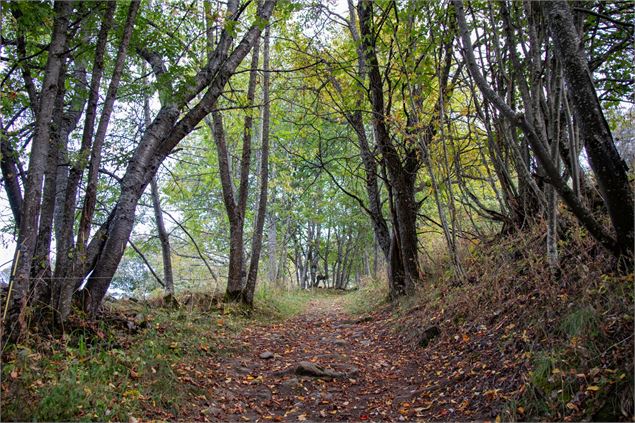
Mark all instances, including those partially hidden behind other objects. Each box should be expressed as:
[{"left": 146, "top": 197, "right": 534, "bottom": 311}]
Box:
[{"left": 152, "top": 296, "right": 519, "bottom": 422}]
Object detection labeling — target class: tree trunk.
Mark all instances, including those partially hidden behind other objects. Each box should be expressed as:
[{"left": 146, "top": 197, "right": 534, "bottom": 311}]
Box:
[
  {"left": 4, "top": 1, "right": 71, "bottom": 342},
  {"left": 243, "top": 24, "right": 271, "bottom": 306},
  {"left": 209, "top": 14, "right": 260, "bottom": 300},
  {"left": 51, "top": 1, "right": 116, "bottom": 322},
  {"left": 150, "top": 178, "right": 174, "bottom": 294},
  {"left": 77, "top": 0, "right": 140, "bottom": 250},
  {"left": 358, "top": 0, "right": 418, "bottom": 297},
  {"left": 32, "top": 65, "right": 68, "bottom": 288},
  {"left": 267, "top": 211, "right": 278, "bottom": 284},
  {"left": 0, "top": 137, "right": 23, "bottom": 227}
]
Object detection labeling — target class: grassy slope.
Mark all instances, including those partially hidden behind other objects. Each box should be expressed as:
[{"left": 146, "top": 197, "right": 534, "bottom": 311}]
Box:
[{"left": 345, "top": 222, "right": 633, "bottom": 421}]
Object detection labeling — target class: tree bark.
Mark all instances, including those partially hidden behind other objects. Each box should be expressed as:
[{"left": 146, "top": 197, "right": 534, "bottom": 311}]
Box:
[
  {"left": 150, "top": 178, "right": 174, "bottom": 294},
  {"left": 210, "top": 29, "right": 260, "bottom": 300},
  {"left": 0, "top": 135, "right": 23, "bottom": 227},
  {"left": 51, "top": 1, "right": 117, "bottom": 322},
  {"left": 243, "top": 23, "right": 271, "bottom": 306},
  {"left": 77, "top": 0, "right": 140, "bottom": 250},
  {"left": 4, "top": 1, "right": 71, "bottom": 342},
  {"left": 358, "top": 0, "right": 418, "bottom": 297}
]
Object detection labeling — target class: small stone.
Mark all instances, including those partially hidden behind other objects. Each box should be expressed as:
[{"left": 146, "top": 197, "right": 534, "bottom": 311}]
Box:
[
  {"left": 333, "top": 339, "right": 347, "bottom": 346},
  {"left": 259, "top": 351, "right": 274, "bottom": 359},
  {"left": 278, "top": 378, "right": 302, "bottom": 395},
  {"left": 295, "top": 361, "right": 345, "bottom": 378}
]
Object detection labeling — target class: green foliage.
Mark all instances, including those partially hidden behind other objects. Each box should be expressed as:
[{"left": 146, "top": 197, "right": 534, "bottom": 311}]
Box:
[
  {"left": 253, "top": 285, "right": 316, "bottom": 320},
  {"left": 560, "top": 307, "right": 600, "bottom": 339},
  {"left": 343, "top": 277, "right": 388, "bottom": 315}
]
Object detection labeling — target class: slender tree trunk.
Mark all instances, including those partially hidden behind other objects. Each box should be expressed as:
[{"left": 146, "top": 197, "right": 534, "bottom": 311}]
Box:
[
  {"left": 454, "top": 0, "right": 620, "bottom": 255},
  {"left": 209, "top": 13, "right": 260, "bottom": 300},
  {"left": 51, "top": 1, "right": 116, "bottom": 321},
  {"left": 32, "top": 64, "right": 67, "bottom": 289},
  {"left": 0, "top": 137, "right": 23, "bottom": 227},
  {"left": 4, "top": 1, "right": 71, "bottom": 342},
  {"left": 544, "top": 0, "right": 634, "bottom": 258},
  {"left": 77, "top": 0, "right": 140, "bottom": 250},
  {"left": 243, "top": 25, "right": 271, "bottom": 306},
  {"left": 267, "top": 212, "right": 278, "bottom": 283},
  {"left": 358, "top": 0, "right": 418, "bottom": 297},
  {"left": 143, "top": 65, "right": 174, "bottom": 295},
  {"left": 150, "top": 178, "right": 174, "bottom": 294},
  {"left": 210, "top": 110, "right": 246, "bottom": 299}
]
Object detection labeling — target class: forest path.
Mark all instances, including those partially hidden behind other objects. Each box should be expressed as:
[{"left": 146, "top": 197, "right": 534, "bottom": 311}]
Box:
[{"left": 156, "top": 295, "right": 508, "bottom": 422}]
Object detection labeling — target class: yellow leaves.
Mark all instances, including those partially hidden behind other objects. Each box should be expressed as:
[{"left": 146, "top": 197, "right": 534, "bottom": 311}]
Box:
[
  {"left": 521, "top": 330, "right": 530, "bottom": 342},
  {"left": 483, "top": 388, "right": 501, "bottom": 400},
  {"left": 243, "top": 375, "right": 263, "bottom": 385},
  {"left": 123, "top": 389, "right": 141, "bottom": 399},
  {"left": 585, "top": 385, "right": 601, "bottom": 392}
]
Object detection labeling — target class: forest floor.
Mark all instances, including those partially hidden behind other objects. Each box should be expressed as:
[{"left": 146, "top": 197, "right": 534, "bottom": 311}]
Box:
[
  {"left": 3, "top": 230, "right": 632, "bottom": 423},
  {"left": 2, "top": 290, "right": 522, "bottom": 422},
  {"left": 142, "top": 294, "right": 522, "bottom": 422}
]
